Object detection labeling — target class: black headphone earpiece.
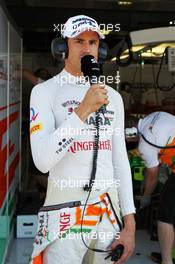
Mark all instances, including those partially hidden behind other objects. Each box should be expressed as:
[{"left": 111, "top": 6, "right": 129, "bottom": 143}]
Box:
[
  {"left": 51, "top": 37, "right": 68, "bottom": 61},
  {"left": 51, "top": 37, "right": 108, "bottom": 62},
  {"left": 98, "top": 41, "right": 108, "bottom": 63}
]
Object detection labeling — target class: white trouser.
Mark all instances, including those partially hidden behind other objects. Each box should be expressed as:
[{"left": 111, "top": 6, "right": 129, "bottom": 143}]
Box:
[
  {"left": 43, "top": 209, "right": 120, "bottom": 264},
  {"left": 30, "top": 189, "right": 122, "bottom": 264}
]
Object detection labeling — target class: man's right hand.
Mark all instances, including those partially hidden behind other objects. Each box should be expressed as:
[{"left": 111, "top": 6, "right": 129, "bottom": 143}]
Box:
[{"left": 74, "top": 84, "right": 109, "bottom": 122}]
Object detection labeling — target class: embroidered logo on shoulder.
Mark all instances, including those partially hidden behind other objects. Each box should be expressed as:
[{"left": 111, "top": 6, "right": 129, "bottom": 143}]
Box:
[
  {"left": 30, "top": 107, "right": 39, "bottom": 123},
  {"left": 30, "top": 123, "right": 43, "bottom": 135}
]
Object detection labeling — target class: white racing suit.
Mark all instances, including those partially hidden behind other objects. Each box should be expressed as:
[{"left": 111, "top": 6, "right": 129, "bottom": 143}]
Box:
[{"left": 29, "top": 69, "right": 135, "bottom": 263}]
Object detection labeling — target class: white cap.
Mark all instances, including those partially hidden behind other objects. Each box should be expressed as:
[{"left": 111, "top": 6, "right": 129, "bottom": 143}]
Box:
[{"left": 62, "top": 15, "right": 105, "bottom": 39}]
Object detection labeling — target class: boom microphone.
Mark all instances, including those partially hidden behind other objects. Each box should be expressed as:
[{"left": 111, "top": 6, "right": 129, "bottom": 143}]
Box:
[{"left": 81, "top": 55, "right": 106, "bottom": 111}]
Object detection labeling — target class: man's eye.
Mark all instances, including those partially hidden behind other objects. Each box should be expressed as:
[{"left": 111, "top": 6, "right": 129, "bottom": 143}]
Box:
[{"left": 90, "top": 41, "right": 98, "bottom": 45}]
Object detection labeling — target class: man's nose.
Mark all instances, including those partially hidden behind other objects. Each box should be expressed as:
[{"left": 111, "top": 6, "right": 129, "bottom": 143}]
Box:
[{"left": 83, "top": 43, "right": 91, "bottom": 54}]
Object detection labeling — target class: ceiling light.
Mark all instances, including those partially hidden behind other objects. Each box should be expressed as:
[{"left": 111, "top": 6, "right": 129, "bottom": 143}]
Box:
[
  {"left": 100, "top": 30, "right": 113, "bottom": 35},
  {"left": 111, "top": 43, "right": 175, "bottom": 60},
  {"left": 118, "top": 1, "right": 133, "bottom": 6}
]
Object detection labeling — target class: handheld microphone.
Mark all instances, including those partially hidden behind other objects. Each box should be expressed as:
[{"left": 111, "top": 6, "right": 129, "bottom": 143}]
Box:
[
  {"left": 81, "top": 55, "right": 106, "bottom": 111},
  {"left": 81, "top": 55, "right": 100, "bottom": 84}
]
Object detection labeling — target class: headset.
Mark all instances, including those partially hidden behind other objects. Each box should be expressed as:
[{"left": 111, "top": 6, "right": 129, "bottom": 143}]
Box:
[{"left": 51, "top": 37, "right": 108, "bottom": 63}]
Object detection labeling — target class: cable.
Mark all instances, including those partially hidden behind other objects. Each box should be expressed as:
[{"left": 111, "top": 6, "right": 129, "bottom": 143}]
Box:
[
  {"left": 83, "top": 110, "right": 100, "bottom": 191},
  {"left": 156, "top": 47, "right": 175, "bottom": 91},
  {"left": 81, "top": 110, "right": 111, "bottom": 253},
  {"left": 80, "top": 189, "right": 109, "bottom": 253},
  {"left": 151, "top": 48, "right": 159, "bottom": 105},
  {"left": 80, "top": 191, "right": 123, "bottom": 254},
  {"left": 140, "top": 133, "right": 175, "bottom": 149},
  {"left": 115, "top": 35, "right": 133, "bottom": 67},
  {"left": 132, "top": 65, "right": 138, "bottom": 86},
  {"left": 79, "top": 86, "right": 123, "bottom": 259},
  {"left": 80, "top": 110, "right": 123, "bottom": 258}
]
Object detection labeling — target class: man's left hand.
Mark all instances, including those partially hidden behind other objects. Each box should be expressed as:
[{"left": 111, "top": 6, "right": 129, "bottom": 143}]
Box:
[{"left": 110, "top": 227, "right": 135, "bottom": 264}]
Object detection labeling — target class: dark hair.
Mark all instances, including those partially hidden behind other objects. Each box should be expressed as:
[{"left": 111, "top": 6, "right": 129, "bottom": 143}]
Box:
[
  {"left": 125, "top": 115, "right": 139, "bottom": 128},
  {"left": 34, "top": 68, "right": 52, "bottom": 80}
]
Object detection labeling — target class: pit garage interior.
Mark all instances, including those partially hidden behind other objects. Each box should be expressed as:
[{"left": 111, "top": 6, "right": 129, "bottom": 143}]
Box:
[{"left": 0, "top": 0, "right": 175, "bottom": 263}]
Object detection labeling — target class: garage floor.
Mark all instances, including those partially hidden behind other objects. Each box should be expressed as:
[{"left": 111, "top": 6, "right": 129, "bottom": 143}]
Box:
[{"left": 5, "top": 230, "right": 160, "bottom": 264}]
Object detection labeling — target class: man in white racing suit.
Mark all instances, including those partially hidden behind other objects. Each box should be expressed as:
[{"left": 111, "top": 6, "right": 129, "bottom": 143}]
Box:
[
  {"left": 29, "top": 15, "right": 135, "bottom": 264},
  {"left": 125, "top": 111, "right": 175, "bottom": 264}
]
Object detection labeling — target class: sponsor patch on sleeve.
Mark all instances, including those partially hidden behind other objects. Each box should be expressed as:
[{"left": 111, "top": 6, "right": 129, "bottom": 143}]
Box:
[
  {"left": 30, "top": 123, "right": 43, "bottom": 135},
  {"left": 30, "top": 107, "right": 39, "bottom": 123}
]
